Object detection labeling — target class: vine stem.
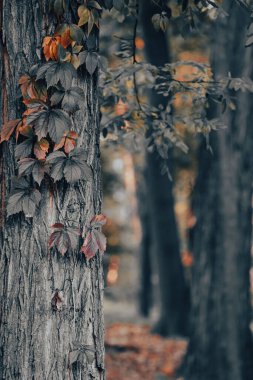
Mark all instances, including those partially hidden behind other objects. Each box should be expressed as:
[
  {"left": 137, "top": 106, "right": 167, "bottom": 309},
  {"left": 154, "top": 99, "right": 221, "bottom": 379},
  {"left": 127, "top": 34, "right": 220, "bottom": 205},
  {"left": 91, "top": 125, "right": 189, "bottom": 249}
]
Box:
[{"left": 132, "top": 0, "right": 143, "bottom": 113}]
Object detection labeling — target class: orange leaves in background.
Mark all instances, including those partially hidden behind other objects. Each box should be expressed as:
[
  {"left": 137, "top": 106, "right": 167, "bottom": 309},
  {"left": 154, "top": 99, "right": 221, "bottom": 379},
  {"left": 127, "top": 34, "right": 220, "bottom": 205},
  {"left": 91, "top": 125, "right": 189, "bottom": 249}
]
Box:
[
  {"left": 115, "top": 99, "right": 128, "bottom": 116},
  {"left": 181, "top": 250, "right": 194, "bottom": 267},
  {"left": 105, "top": 323, "right": 187, "bottom": 380},
  {"left": 135, "top": 37, "right": 145, "bottom": 50}
]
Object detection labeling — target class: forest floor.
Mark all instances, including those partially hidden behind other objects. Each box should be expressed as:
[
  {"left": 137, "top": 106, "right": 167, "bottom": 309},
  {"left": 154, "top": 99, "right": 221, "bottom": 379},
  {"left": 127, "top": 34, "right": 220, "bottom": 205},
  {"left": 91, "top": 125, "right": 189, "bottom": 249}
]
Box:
[
  {"left": 104, "top": 253, "right": 188, "bottom": 380},
  {"left": 105, "top": 322, "right": 187, "bottom": 380}
]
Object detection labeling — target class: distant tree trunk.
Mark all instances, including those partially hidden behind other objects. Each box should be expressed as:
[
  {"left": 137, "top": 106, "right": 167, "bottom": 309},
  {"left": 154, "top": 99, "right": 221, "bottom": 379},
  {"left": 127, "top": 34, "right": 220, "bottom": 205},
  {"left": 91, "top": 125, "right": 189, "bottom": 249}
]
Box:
[
  {"left": 139, "top": 0, "right": 190, "bottom": 336},
  {"left": 185, "top": 2, "right": 253, "bottom": 380},
  {"left": 0, "top": 1, "right": 104, "bottom": 379},
  {"left": 135, "top": 163, "right": 153, "bottom": 317}
]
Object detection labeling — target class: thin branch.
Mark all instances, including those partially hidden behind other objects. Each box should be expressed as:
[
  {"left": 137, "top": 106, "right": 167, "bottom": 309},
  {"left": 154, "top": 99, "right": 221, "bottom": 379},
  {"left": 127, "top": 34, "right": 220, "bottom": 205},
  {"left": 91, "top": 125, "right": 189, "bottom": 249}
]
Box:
[{"left": 132, "top": 0, "right": 145, "bottom": 113}]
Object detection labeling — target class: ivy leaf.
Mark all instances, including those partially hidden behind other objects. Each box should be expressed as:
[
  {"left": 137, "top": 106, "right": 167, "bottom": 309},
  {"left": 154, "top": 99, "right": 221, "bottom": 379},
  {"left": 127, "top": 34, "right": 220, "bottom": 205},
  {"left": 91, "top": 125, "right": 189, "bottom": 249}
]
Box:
[
  {"left": 15, "top": 137, "right": 34, "bottom": 160},
  {"left": 0, "top": 119, "right": 21, "bottom": 143},
  {"left": 26, "top": 110, "right": 49, "bottom": 140},
  {"left": 48, "top": 109, "right": 72, "bottom": 143},
  {"left": 50, "top": 88, "right": 65, "bottom": 106},
  {"left": 88, "top": 9, "right": 99, "bottom": 35},
  {"left": 79, "top": 51, "right": 88, "bottom": 65},
  {"left": 47, "top": 148, "right": 92, "bottom": 183},
  {"left": 51, "top": 86, "right": 85, "bottom": 112},
  {"left": 18, "top": 158, "right": 47, "bottom": 186},
  {"left": 49, "top": 223, "right": 80, "bottom": 255},
  {"left": 86, "top": 52, "right": 98, "bottom": 75},
  {"left": 37, "top": 62, "right": 77, "bottom": 90},
  {"left": 80, "top": 214, "right": 107, "bottom": 260},
  {"left": 54, "top": 131, "right": 78, "bottom": 153},
  {"left": 78, "top": 5, "right": 91, "bottom": 27},
  {"left": 64, "top": 148, "right": 92, "bottom": 183},
  {"left": 7, "top": 177, "right": 41, "bottom": 217},
  {"left": 69, "top": 24, "right": 85, "bottom": 44},
  {"left": 47, "top": 149, "right": 90, "bottom": 183},
  {"left": 46, "top": 151, "right": 66, "bottom": 181},
  {"left": 62, "top": 87, "right": 85, "bottom": 112},
  {"left": 69, "top": 344, "right": 95, "bottom": 366},
  {"left": 88, "top": 1, "right": 102, "bottom": 10},
  {"left": 90, "top": 214, "right": 107, "bottom": 228},
  {"left": 27, "top": 109, "right": 71, "bottom": 143},
  {"left": 34, "top": 138, "right": 50, "bottom": 159},
  {"left": 81, "top": 230, "right": 106, "bottom": 260}
]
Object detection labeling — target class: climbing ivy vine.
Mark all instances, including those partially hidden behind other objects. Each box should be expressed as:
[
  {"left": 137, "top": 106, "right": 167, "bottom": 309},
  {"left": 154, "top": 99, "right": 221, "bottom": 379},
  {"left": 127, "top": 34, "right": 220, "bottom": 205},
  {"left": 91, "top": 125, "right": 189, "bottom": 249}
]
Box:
[{"left": 0, "top": 0, "right": 107, "bottom": 259}]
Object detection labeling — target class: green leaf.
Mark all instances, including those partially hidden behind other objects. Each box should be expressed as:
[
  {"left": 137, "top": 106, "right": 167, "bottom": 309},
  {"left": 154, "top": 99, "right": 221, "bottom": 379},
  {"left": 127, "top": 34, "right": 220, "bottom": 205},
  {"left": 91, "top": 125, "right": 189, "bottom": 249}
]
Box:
[
  {"left": 7, "top": 177, "right": 41, "bottom": 217},
  {"left": 49, "top": 223, "right": 80, "bottom": 255},
  {"left": 86, "top": 52, "right": 98, "bottom": 75}
]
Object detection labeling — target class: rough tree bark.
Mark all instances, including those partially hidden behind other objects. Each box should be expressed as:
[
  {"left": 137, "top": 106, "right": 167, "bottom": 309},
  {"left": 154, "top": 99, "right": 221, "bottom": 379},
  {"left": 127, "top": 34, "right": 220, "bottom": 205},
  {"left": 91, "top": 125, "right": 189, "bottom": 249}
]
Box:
[
  {"left": 0, "top": 1, "right": 104, "bottom": 379},
  {"left": 139, "top": 0, "right": 190, "bottom": 335},
  {"left": 185, "top": 2, "right": 253, "bottom": 380}
]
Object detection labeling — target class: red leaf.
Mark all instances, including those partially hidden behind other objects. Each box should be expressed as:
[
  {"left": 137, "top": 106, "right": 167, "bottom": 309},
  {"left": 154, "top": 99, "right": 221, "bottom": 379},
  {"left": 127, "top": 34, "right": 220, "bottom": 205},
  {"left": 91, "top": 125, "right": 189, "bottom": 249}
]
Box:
[
  {"left": 52, "top": 223, "right": 64, "bottom": 229},
  {"left": 49, "top": 223, "right": 80, "bottom": 256},
  {"left": 81, "top": 216, "right": 107, "bottom": 260}
]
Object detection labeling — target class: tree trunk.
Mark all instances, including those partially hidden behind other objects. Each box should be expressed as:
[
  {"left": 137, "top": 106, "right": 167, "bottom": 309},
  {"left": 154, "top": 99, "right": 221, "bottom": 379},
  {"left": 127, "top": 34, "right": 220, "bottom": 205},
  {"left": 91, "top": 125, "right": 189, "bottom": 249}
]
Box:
[
  {"left": 135, "top": 163, "right": 153, "bottom": 317},
  {"left": 139, "top": 0, "right": 190, "bottom": 336},
  {"left": 0, "top": 1, "right": 104, "bottom": 379},
  {"left": 185, "top": 2, "right": 253, "bottom": 380}
]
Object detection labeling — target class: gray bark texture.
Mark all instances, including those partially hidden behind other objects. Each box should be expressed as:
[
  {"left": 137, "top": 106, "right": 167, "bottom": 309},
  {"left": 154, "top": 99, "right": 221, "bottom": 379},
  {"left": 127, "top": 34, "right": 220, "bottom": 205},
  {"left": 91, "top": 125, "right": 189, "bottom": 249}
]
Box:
[
  {"left": 184, "top": 2, "right": 253, "bottom": 380},
  {"left": 0, "top": 1, "right": 105, "bottom": 379}
]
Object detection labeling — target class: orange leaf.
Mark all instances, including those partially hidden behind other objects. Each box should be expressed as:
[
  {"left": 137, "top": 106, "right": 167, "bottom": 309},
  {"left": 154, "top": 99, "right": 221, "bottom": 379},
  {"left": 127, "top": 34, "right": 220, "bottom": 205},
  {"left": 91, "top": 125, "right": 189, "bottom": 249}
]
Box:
[
  {"left": 34, "top": 138, "right": 49, "bottom": 159},
  {"left": 0, "top": 119, "right": 21, "bottom": 142},
  {"left": 60, "top": 28, "right": 72, "bottom": 48},
  {"left": 54, "top": 131, "right": 78, "bottom": 153},
  {"left": 42, "top": 36, "right": 61, "bottom": 61}
]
